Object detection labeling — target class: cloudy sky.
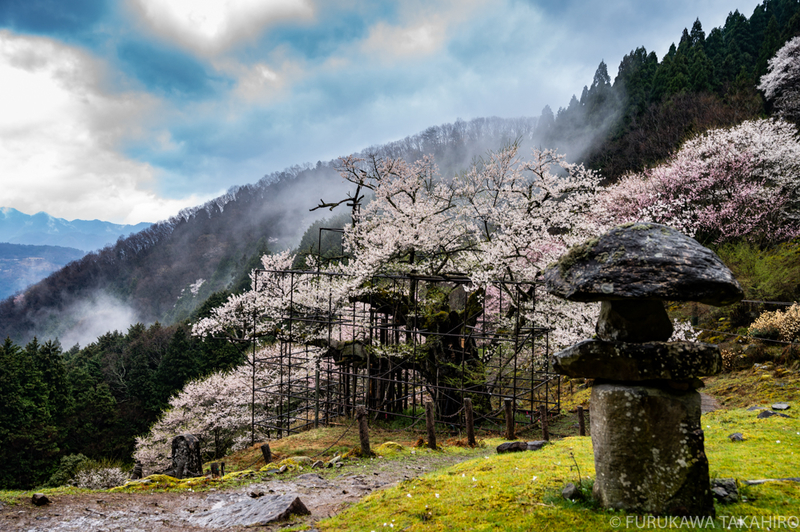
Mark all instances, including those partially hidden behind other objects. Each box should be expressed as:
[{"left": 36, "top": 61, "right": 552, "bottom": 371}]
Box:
[{"left": 0, "top": 0, "right": 763, "bottom": 224}]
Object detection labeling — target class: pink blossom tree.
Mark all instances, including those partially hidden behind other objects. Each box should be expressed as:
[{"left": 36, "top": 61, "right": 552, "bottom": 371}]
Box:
[
  {"left": 599, "top": 118, "right": 800, "bottom": 245},
  {"left": 759, "top": 37, "right": 800, "bottom": 122},
  {"left": 196, "top": 143, "right": 605, "bottom": 418},
  {"left": 134, "top": 344, "right": 313, "bottom": 475}
]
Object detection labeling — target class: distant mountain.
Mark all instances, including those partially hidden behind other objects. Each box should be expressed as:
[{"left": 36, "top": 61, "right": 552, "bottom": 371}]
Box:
[
  {"left": 0, "top": 243, "right": 86, "bottom": 300},
  {"left": 0, "top": 207, "right": 152, "bottom": 252}
]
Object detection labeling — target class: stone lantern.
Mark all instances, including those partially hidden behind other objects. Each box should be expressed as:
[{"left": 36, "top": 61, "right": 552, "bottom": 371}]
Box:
[{"left": 543, "top": 223, "right": 743, "bottom": 516}]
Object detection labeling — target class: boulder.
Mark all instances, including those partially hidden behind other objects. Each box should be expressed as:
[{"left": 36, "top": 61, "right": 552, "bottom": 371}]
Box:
[
  {"left": 772, "top": 402, "right": 791, "bottom": 411},
  {"left": 543, "top": 223, "right": 743, "bottom": 306},
  {"left": 31, "top": 493, "right": 50, "bottom": 506},
  {"left": 728, "top": 432, "right": 745, "bottom": 442},
  {"left": 562, "top": 482, "right": 581, "bottom": 501},
  {"left": 551, "top": 340, "right": 721, "bottom": 381},
  {"left": 590, "top": 383, "right": 714, "bottom": 516},
  {"left": 190, "top": 494, "right": 310, "bottom": 528},
  {"left": 496, "top": 441, "right": 528, "bottom": 453},
  {"left": 163, "top": 434, "right": 203, "bottom": 479},
  {"left": 757, "top": 410, "right": 791, "bottom": 419},
  {"left": 527, "top": 441, "right": 548, "bottom": 451},
  {"left": 710, "top": 479, "right": 739, "bottom": 504}
]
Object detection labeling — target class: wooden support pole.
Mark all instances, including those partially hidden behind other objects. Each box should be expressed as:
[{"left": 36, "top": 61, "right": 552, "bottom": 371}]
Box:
[
  {"left": 425, "top": 402, "right": 437, "bottom": 450},
  {"left": 356, "top": 405, "right": 370, "bottom": 456},
  {"left": 260, "top": 443, "right": 272, "bottom": 465},
  {"left": 220, "top": 462, "right": 226, "bottom": 477},
  {"left": 464, "top": 398, "right": 476, "bottom": 447},
  {"left": 504, "top": 398, "right": 515, "bottom": 440},
  {"left": 540, "top": 405, "right": 549, "bottom": 441},
  {"left": 577, "top": 406, "right": 586, "bottom": 437}
]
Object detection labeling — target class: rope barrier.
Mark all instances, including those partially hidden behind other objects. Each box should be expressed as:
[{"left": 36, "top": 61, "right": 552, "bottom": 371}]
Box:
[
  {"left": 311, "top": 415, "right": 357, "bottom": 459},
  {"left": 740, "top": 299, "right": 798, "bottom": 306},
  {"left": 692, "top": 326, "right": 799, "bottom": 346}
]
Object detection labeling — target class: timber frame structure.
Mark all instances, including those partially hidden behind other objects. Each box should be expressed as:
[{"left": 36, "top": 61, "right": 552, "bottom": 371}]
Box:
[{"left": 247, "top": 268, "right": 560, "bottom": 440}]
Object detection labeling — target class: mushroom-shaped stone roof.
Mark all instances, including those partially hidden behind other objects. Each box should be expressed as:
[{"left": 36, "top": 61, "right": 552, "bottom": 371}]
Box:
[{"left": 543, "top": 223, "right": 743, "bottom": 306}]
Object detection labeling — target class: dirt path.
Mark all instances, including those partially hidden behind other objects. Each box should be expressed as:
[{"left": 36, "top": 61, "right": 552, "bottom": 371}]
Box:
[
  {"left": 1, "top": 449, "right": 489, "bottom": 531},
  {"left": 701, "top": 392, "right": 722, "bottom": 413}
]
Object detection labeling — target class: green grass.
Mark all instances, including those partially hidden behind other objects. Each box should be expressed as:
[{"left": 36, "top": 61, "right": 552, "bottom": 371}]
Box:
[
  {"left": 704, "top": 365, "right": 800, "bottom": 408},
  {"left": 318, "top": 409, "right": 800, "bottom": 531},
  {"left": 0, "top": 485, "right": 93, "bottom": 506}
]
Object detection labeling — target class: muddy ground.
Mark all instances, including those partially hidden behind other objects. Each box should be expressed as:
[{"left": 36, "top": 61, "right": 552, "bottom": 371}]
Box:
[{"left": 0, "top": 448, "right": 490, "bottom": 531}]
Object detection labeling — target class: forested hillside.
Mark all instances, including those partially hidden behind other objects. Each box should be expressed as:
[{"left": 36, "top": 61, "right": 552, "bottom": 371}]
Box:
[{"left": 542, "top": 0, "right": 800, "bottom": 179}]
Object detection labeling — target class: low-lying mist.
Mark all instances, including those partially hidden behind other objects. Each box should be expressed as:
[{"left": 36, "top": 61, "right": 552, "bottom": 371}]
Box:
[{"left": 52, "top": 291, "right": 142, "bottom": 349}]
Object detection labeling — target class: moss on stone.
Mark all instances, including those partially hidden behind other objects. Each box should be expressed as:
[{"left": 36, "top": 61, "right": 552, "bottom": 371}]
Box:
[
  {"left": 629, "top": 223, "right": 653, "bottom": 231},
  {"left": 375, "top": 441, "right": 406, "bottom": 456},
  {"left": 556, "top": 238, "right": 600, "bottom": 275}
]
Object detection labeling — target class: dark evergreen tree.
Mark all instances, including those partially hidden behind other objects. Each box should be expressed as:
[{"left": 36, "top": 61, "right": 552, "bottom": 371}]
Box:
[
  {"left": 154, "top": 326, "right": 200, "bottom": 403},
  {"left": 0, "top": 338, "right": 61, "bottom": 488}
]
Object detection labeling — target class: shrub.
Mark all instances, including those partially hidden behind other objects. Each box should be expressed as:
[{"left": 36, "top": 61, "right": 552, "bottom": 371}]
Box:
[
  {"left": 716, "top": 240, "right": 800, "bottom": 303},
  {"left": 748, "top": 303, "right": 800, "bottom": 343},
  {"left": 72, "top": 463, "right": 129, "bottom": 490},
  {"left": 46, "top": 454, "right": 92, "bottom": 488},
  {"left": 46, "top": 454, "right": 129, "bottom": 489}
]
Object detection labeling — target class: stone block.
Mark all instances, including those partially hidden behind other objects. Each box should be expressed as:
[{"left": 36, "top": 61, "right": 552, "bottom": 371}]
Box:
[
  {"left": 543, "top": 223, "right": 743, "bottom": 306},
  {"left": 596, "top": 299, "right": 673, "bottom": 342},
  {"left": 552, "top": 340, "right": 721, "bottom": 381},
  {"left": 590, "top": 383, "right": 714, "bottom": 516}
]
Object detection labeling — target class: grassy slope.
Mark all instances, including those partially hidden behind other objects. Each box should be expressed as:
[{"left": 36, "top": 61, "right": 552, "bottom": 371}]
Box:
[
  {"left": 317, "top": 366, "right": 800, "bottom": 531},
  {"left": 318, "top": 409, "right": 799, "bottom": 531}
]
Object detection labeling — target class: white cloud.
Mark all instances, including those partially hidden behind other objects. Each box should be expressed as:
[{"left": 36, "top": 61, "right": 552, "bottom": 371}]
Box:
[
  {"left": 130, "top": 0, "right": 314, "bottom": 55},
  {"left": 214, "top": 54, "right": 304, "bottom": 103},
  {"left": 358, "top": 0, "right": 487, "bottom": 60},
  {"left": 361, "top": 20, "right": 443, "bottom": 58},
  {"left": 0, "top": 31, "right": 210, "bottom": 224}
]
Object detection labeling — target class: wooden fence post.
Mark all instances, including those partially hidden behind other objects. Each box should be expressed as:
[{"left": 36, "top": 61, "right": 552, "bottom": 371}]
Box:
[
  {"left": 464, "top": 398, "right": 476, "bottom": 447},
  {"left": 425, "top": 402, "right": 437, "bottom": 450},
  {"left": 260, "top": 443, "right": 272, "bottom": 465},
  {"left": 356, "top": 405, "right": 370, "bottom": 456},
  {"left": 504, "top": 398, "right": 515, "bottom": 440},
  {"left": 540, "top": 405, "right": 549, "bottom": 441}
]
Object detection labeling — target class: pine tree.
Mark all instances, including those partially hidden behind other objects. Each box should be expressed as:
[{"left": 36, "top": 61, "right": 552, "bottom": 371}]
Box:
[{"left": 0, "top": 338, "right": 61, "bottom": 488}]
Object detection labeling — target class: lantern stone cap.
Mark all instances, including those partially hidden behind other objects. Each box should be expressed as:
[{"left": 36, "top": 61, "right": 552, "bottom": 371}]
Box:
[{"left": 543, "top": 223, "right": 743, "bottom": 306}]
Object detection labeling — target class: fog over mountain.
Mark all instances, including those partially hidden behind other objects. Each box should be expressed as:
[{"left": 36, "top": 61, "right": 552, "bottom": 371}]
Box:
[{"left": 0, "top": 116, "right": 539, "bottom": 346}]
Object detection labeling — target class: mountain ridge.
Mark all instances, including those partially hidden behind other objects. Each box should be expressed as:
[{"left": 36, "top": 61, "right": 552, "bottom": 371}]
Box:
[
  {"left": 0, "top": 207, "right": 152, "bottom": 252},
  {"left": 0, "top": 242, "right": 86, "bottom": 301}
]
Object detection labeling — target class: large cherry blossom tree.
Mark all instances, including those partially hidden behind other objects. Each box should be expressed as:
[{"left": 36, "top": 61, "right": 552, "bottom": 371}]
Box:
[
  {"left": 195, "top": 143, "right": 604, "bottom": 418},
  {"left": 598, "top": 118, "right": 800, "bottom": 245}
]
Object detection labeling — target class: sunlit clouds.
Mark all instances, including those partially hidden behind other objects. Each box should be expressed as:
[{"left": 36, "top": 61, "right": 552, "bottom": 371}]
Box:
[
  {"left": 0, "top": 0, "right": 765, "bottom": 224},
  {"left": 0, "top": 31, "right": 213, "bottom": 223},
  {"left": 129, "top": 0, "right": 314, "bottom": 55}
]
